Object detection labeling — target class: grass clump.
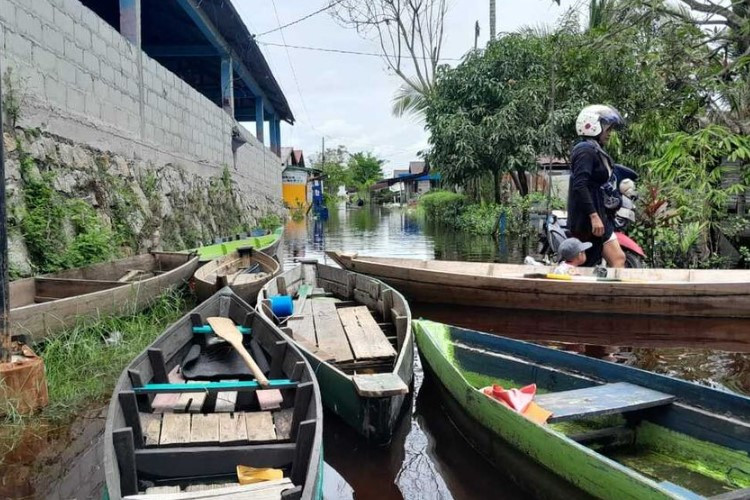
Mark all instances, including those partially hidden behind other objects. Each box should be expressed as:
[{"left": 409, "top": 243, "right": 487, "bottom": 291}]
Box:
[
  {"left": 1, "top": 289, "right": 190, "bottom": 463},
  {"left": 39, "top": 289, "right": 189, "bottom": 418},
  {"left": 257, "top": 213, "right": 283, "bottom": 231}
]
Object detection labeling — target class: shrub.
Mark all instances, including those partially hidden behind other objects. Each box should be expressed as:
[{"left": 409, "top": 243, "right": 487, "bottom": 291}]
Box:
[{"left": 419, "top": 190, "right": 466, "bottom": 220}]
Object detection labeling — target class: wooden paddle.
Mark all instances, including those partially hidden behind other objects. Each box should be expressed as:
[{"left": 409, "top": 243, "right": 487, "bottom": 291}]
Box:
[{"left": 206, "top": 317, "right": 270, "bottom": 387}]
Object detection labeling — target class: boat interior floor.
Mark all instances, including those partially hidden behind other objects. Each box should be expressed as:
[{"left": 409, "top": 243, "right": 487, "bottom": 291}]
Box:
[
  {"left": 283, "top": 287, "right": 398, "bottom": 375},
  {"left": 452, "top": 340, "right": 750, "bottom": 497},
  {"left": 112, "top": 315, "right": 315, "bottom": 498}
]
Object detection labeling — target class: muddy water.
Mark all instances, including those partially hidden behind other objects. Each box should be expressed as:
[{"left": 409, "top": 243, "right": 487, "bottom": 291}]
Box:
[{"left": 282, "top": 205, "right": 750, "bottom": 499}]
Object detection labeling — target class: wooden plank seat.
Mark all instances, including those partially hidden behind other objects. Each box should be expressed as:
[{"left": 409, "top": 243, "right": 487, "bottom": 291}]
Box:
[
  {"left": 535, "top": 382, "right": 675, "bottom": 423},
  {"left": 311, "top": 300, "right": 354, "bottom": 362},
  {"left": 142, "top": 409, "right": 291, "bottom": 447},
  {"left": 337, "top": 306, "right": 396, "bottom": 361}
]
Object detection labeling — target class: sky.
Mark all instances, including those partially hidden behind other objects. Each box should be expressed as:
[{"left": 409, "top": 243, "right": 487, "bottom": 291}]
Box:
[{"left": 234, "top": 1, "right": 569, "bottom": 176}]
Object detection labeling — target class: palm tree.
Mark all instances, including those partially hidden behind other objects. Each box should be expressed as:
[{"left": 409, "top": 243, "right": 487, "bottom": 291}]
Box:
[{"left": 391, "top": 82, "right": 431, "bottom": 118}]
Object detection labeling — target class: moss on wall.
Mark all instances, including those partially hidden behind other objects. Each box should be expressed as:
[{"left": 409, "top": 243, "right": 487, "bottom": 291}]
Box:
[{"left": 4, "top": 129, "right": 283, "bottom": 277}]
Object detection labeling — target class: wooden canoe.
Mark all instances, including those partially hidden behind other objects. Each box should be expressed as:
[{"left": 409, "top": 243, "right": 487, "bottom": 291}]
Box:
[
  {"left": 11, "top": 252, "right": 198, "bottom": 343},
  {"left": 104, "top": 288, "right": 323, "bottom": 500},
  {"left": 184, "top": 227, "right": 284, "bottom": 262},
  {"left": 328, "top": 251, "right": 750, "bottom": 318},
  {"left": 415, "top": 319, "right": 750, "bottom": 499},
  {"left": 194, "top": 248, "right": 281, "bottom": 304},
  {"left": 257, "top": 261, "right": 413, "bottom": 444}
]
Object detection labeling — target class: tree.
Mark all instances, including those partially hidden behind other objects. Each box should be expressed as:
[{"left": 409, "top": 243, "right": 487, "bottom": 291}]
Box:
[
  {"left": 424, "top": 8, "right": 710, "bottom": 202},
  {"left": 310, "top": 145, "right": 351, "bottom": 196},
  {"left": 347, "top": 152, "right": 385, "bottom": 194},
  {"left": 331, "top": 0, "right": 448, "bottom": 117}
]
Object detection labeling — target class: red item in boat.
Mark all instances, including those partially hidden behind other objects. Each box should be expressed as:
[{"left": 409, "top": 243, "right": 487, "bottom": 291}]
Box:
[{"left": 482, "top": 383, "right": 537, "bottom": 413}]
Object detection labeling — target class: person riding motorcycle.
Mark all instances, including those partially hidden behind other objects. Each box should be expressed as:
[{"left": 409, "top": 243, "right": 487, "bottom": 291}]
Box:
[{"left": 568, "top": 105, "right": 627, "bottom": 268}]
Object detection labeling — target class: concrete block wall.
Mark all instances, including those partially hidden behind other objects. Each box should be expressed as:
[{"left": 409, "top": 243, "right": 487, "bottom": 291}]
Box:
[{"left": 0, "top": 0, "right": 282, "bottom": 209}]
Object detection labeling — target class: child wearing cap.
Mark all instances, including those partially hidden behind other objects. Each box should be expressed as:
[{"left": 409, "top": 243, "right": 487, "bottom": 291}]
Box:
[{"left": 553, "top": 237, "right": 593, "bottom": 275}]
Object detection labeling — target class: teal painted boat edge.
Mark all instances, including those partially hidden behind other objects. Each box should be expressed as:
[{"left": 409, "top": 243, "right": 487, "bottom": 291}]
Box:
[{"left": 413, "top": 320, "right": 684, "bottom": 500}]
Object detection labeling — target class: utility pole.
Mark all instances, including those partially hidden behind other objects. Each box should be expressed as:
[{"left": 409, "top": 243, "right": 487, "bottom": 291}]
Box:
[
  {"left": 489, "top": 0, "right": 496, "bottom": 41},
  {"left": 474, "top": 20, "right": 480, "bottom": 50},
  {"left": 321, "top": 137, "right": 325, "bottom": 166}
]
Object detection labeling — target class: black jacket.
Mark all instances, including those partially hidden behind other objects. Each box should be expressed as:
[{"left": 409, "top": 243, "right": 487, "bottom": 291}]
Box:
[{"left": 567, "top": 140, "right": 614, "bottom": 235}]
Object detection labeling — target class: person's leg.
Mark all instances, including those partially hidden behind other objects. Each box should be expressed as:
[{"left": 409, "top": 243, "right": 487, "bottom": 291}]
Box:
[{"left": 603, "top": 236, "right": 626, "bottom": 268}]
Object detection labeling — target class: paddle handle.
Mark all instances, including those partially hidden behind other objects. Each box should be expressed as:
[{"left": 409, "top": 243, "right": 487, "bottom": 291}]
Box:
[{"left": 235, "top": 342, "right": 269, "bottom": 387}]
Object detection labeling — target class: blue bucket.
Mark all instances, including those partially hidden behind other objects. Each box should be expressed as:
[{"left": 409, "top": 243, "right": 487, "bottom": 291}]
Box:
[{"left": 270, "top": 295, "right": 293, "bottom": 317}]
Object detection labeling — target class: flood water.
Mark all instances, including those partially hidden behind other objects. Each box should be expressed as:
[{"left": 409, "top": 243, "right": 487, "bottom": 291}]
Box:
[{"left": 281, "top": 204, "right": 750, "bottom": 499}]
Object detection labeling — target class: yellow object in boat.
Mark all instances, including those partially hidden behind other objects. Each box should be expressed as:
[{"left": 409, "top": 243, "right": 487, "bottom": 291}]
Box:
[{"left": 237, "top": 465, "right": 284, "bottom": 485}]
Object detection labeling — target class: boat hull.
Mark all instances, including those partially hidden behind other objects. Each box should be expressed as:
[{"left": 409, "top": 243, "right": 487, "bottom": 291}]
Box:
[
  {"left": 414, "top": 320, "right": 750, "bottom": 499},
  {"left": 259, "top": 262, "right": 414, "bottom": 444},
  {"left": 329, "top": 252, "right": 750, "bottom": 318},
  {"left": 194, "top": 249, "right": 280, "bottom": 303},
  {"left": 298, "top": 333, "right": 412, "bottom": 444},
  {"left": 186, "top": 227, "right": 284, "bottom": 262},
  {"left": 10, "top": 252, "right": 198, "bottom": 343},
  {"left": 103, "top": 289, "right": 323, "bottom": 500}
]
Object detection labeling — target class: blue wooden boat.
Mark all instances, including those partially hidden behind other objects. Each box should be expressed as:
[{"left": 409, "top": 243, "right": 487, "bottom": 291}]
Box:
[{"left": 414, "top": 319, "right": 750, "bottom": 499}]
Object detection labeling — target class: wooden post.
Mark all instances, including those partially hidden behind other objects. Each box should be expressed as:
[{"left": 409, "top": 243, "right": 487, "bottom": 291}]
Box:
[
  {"left": 255, "top": 98, "right": 265, "bottom": 144},
  {"left": 269, "top": 114, "right": 279, "bottom": 155},
  {"left": 221, "top": 56, "right": 234, "bottom": 116},
  {"left": 273, "top": 117, "right": 281, "bottom": 155},
  {"left": 119, "top": 0, "right": 142, "bottom": 47}
]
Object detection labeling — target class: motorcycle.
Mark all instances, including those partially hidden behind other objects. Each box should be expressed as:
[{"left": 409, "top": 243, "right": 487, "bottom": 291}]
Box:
[{"left": 536, "top": 164, "right": 646, "bottom": 268}]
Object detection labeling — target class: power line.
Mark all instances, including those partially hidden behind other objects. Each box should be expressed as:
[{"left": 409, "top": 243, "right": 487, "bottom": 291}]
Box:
[
  {"left": 270, "top": 0, "right": 318, "bottom": 132},
  {"left": 256, "top": 41, "right": 462, "bottom": 61},
  {"left": 254, "top": 0, "right": 344, "bottom": 38}
]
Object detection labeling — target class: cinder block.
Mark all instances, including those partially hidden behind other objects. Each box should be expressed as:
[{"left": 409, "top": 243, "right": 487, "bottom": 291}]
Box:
[
  {"left": 58, "top": 59, "right": 77, "bottom": 85},
  {"left": 100, "top": 63, "right": 114, "bottom": 83},
  {"left": 73, "top": 22, "right": 90, "bottom": 49},
  {"left": 84, "top": 95, "right": 101, "bottom": 119},
  {"left": 42, "top": 24, "right": 64, "bottom": 53},
  {"left": 17, "top": 7, "right": 42, "bottom": 42},
  {"left": 6, "top": 30, "right": 33, "bottom": 61},
  {"left": 33, "top": 44, "right": 57, "bottom": 73},
  {"left": 106, "top": 45, "right": 120, "bottom": 69},
  {"left": 29, "top": 0, "right": 55, "bottom": 24},
  {"left": 75, "top": 67, "right": 92, "bottom": 91},
  {"left": 0, "top": 0, "right": 16, "bottom": 25},
  {"left": 83, "top": 50, "right": 99, "bottom": 75},
  {"left": 67, "top": 86, "right": 85, "bottom": 114},
  {"left": 92, "top": 33, "right": 107, "bottom": 57},
  {"left": 44, "top": 76, "right": 66, "bottom": 105},
  {"left": 63, "top": 37, "right": 83, "bottom": 64},
  {"left": 52, "top": 7, "right": 74, "bottom": 35}
]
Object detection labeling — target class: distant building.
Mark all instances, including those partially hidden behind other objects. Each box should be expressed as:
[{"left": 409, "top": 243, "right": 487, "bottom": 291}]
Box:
[
  {"left": 373, "top": 161, "right": 440, "bottom": 203},
  {"left": 281, "top": 148, "right": 318, "bottom": 209}
]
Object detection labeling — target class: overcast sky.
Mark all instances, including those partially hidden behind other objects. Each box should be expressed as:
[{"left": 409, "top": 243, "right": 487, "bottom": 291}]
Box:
[{"left": 234, "top": 1, "right": 569, "bottom": 176}]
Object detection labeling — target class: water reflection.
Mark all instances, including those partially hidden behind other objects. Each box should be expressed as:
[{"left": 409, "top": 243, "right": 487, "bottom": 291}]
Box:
[{"left": 280, "top": 207, "right": 750, "bottom": 499}]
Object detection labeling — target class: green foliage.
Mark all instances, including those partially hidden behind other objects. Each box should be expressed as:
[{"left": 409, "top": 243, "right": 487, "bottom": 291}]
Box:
[
  {"left": 17, "top": 151, "right": 117, "bottom": 273},
  {"left": 311, "top": 145, "right": 351, "bottom": 196},
  {"left": 425, "top": 7, "right": 710, "bottom": 201},
  {"left": 2, "top": 67, "right": 25, "bottom": 128},
  {"left": 347, "top": 152, "right": 385, "bottom": 198},
  {"left": 641, "top": 126, "right": 750, "bottom": 265},
  {"left": 419, "top": 190, "right": 466, "bottom": 220},
  {"left": 257, "top": 213, "right": 283, "bottom": 230},
  {"left": 1, "top": 290, "right": 189, "bottom": 460}
]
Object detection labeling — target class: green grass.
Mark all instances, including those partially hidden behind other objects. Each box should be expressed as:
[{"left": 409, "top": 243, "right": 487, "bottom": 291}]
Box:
[{"left": 1, "top": 289, "right": 190, "bottom": 462}]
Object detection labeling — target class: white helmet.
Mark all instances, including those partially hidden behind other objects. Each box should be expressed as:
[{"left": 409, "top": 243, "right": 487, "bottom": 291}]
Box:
[{"left": 576, "top": 105, "right": 625, "bottom": 137}]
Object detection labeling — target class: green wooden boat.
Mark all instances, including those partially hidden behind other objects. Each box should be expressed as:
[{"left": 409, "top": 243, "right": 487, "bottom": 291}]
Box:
[
  {"left": 183, "top": 226, "right": 284, "bottom": 262},
  {"left": 414, "top": 319, "right": 750, "bottom": 499},
  {"left": 258, "top": 261, "right": 413, "bottom": 444}
]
